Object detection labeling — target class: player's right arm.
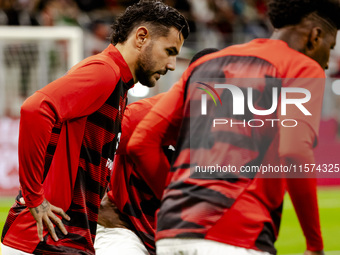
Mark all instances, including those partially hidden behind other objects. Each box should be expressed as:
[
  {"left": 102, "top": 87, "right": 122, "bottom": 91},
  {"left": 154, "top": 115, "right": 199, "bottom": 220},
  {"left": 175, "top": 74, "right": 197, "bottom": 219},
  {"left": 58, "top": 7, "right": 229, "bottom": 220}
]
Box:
[
  {"left": 19, "top": 93, "right": 71, "bottom": 241},
  {"left": 19, "top": 62, "right": 118, "bottom": 241}
]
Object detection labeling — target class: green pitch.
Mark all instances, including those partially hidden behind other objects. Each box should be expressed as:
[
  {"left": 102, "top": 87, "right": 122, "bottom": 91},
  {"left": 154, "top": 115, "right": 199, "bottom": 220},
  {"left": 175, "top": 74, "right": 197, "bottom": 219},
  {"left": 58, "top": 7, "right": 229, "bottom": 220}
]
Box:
[
  {"left": 276, "top": 187, "right": 340, "bottom": 254},
  {"left": 0, "top": 187, "right": 339, "bottom": 254},
  {"left": 0, "top": 197, "right": 14, "bottom": 234}
]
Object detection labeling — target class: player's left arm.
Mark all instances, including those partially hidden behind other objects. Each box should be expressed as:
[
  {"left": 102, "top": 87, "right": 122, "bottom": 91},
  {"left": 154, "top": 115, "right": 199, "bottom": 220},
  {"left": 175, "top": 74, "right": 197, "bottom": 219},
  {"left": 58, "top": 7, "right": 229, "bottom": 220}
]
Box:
[
  {"left": 279, "top": 66, "right": 325, "bottom": 252},
  {"left": 280, "top": 122, "right": 324, "bottom": 252}
]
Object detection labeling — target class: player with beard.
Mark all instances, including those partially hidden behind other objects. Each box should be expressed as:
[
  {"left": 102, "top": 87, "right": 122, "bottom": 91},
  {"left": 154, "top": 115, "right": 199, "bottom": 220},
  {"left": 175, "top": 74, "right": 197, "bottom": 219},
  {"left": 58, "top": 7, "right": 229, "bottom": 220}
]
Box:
[
  {"left": 0, "top": 1, "right": 189, "bottom": 254},
  {"left": 94, "top": 48, "right": 219, "bottom": 255}
]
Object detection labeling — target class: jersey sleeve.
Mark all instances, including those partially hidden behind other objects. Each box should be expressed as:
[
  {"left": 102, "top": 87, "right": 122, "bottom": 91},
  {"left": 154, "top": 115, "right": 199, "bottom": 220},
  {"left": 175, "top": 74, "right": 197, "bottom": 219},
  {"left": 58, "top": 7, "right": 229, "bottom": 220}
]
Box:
[
  {"left": 127, "top": 78, "right": 185, "bottom": 199},
  {"left": 40, "top": 62, "right": 119, "bottom": 120},
  {"left": 278, "top": 63, "right": 325, "bottom": 250},
  {"left": 19, "top": 62, "right": 119, "bottom": 208},
  {"left": 279, "top": 110, "right": 323, "bottom": 251},
  {"left": 286, "top": 178, "right": 323, "bottom": 251}
]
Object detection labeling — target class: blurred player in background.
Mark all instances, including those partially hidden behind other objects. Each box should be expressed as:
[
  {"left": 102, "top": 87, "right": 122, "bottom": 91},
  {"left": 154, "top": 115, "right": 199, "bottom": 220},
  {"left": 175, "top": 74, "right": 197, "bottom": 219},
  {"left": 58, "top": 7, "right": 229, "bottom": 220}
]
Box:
[
  {"left": 95, "top": 93, "right": 172, "bottom": 255},
  {"left": 94, "top": 48, "right": 219, "bottom": 255},
  {"left": 0, "top": 1, "right": 189, "bottom": 254},
  {"left": 128, "top": 0, "right": 340, "bottom": 255}
]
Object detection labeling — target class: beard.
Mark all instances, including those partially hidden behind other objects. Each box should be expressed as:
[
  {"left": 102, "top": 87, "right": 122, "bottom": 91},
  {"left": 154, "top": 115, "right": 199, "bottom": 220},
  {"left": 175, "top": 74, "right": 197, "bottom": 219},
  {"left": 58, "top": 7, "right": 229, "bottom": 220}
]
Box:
[{"left": 135, "top": 43, "right": 166, "bottom": 87}]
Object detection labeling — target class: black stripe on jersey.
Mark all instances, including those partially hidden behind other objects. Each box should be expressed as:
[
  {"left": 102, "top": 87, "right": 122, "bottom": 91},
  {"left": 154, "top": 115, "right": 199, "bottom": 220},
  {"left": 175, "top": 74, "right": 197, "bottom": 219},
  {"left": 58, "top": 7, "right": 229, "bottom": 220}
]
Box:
[
  {"left": 33, "top": 210, "right": 96, "bottom": 254},
  {"left": 43, "top": 155, "right": 53, "bottom": 181},
  {"left": 87, "top": 111, "right": 115, "bottom": 132},
  {"left": 57, "top": 225, "right": 89, "bottom": 245},
  {"left": 105, "top": 78, "right": 126, "bottom": 107},
  {"left": 140, "top": 196, "right": 161, "bottom": 217},
  {"left": 135, "top": 230, "right": 154, "bottom": 246},
  {"left": 135, "top": 231, "right": 156, "bottom": 255},
  {"left": 43, "top": 124, "right": 62, "bottom": 181},
  {"left": 254, "top": 221, "right": 277, "bottom": 255},
  {"left": 80, "top": 146, "right": 101, "bottom": 166},
  {"left": 46, "top": 144, "right": 56, "bottom": 155},
  {"left": 77, "top": 166, "right": 108, "bottom": 201},
  {"left": 34, "top": 235, "right": 92, "bottom": 255},
  {"left": 122, "top": 78, "right": 135, "bottom": 91},
  {"left": 129, "top": 173, "right": 154, "bottom": 195},
  {"left": 51, "top": 126, "right": 61, "bottom": 134},
  {"left": 157, "top": 217, "right": 205, "bottom": 231},
  {"left": 86, "top": 201, "right": 99, "bottom": 214},
  {"left": 254, "top": 201, "right": 283, "bottom": 254},
  {"left": 76, "top": 167, "right": 110, "bottom": 204},
  {"left": 271, "top": 202, "right": 283, "bottom": 233},
  {"left": 1, "top": 201, "right": 26, "bottom": 242},
  {"left": 167, "top": 181, "right": 235, "bottom": 208},
  {"left": 102, "top": 139, "right": 118, "bottom": 160},
  {"left": 175, "top": 232, "right": 205, "bottom": 238},
  {"left": 64, "top": 208, "right": 98, "bottom": 236},
  {"left": 162, "top": 145, "right": 175, "bottom": 164},
  {"left": 122, "top": 202, "right": 142, "bottom": 218},
  {"left": 111, "top": 208, "right": 156, "bottom": 254}
]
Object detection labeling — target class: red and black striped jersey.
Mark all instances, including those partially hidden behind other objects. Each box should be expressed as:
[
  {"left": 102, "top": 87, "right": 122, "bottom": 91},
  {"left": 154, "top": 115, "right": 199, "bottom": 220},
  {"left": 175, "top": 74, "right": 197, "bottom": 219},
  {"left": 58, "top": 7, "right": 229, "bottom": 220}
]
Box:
[
  {"left": 128, "top": 39, "right": 325, "bottom": 254},
  {"left": 108, "top": 93, "right": 176, "bottom": 255},
  {"left": 1, "top": 44, "right": 134, "bottom": 254}
]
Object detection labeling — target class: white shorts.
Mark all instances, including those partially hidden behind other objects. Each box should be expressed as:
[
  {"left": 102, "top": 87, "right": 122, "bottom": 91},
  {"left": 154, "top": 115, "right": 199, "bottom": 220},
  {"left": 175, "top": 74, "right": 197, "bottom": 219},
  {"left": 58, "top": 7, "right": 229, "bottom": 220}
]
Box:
[
  {"left": 94, "top": 224, "right": 149, "bottom": 255},
  {"left": 1, "top": 243, "right": 33, "bottom": 255},
  {"left": 156, "top": 238, "right": 273, "bottom": 255}
]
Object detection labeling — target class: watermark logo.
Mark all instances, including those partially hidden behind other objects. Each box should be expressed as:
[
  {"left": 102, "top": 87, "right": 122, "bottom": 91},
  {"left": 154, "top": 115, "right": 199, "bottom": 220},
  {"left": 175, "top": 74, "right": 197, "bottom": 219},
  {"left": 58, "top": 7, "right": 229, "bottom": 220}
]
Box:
[
  {"left": 200, "top": 84, "right": 311, "bottom": 116},
  {"left": 197, "top": 82, "right": 222, "bottom": 115},
  {"left": 197, "top": 81, "right": 312, "bottom": 128}
]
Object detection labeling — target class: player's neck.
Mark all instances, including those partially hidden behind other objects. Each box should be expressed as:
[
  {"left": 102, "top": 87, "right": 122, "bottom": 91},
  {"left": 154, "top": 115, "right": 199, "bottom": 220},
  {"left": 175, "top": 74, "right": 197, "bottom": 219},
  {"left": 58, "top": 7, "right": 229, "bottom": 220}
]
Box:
[
  {"left": 270, "top": 27, "right": 308, "bottom": 53},
  {"left": 270, "top": 17, "right": 320, "bottom": 54},
  {"left": 114, "top": 42, "right": 139, "bottom": 84}
]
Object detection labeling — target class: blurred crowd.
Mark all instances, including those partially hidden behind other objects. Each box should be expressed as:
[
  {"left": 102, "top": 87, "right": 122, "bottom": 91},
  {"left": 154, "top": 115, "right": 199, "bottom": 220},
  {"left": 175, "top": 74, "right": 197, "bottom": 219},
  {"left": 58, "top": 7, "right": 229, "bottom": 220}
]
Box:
[
  {"left": 0, "top": 0, "right": 273, "bottom": 55},
  {"left": 2, "top": 0, "right": 340, "bottom": 120}
]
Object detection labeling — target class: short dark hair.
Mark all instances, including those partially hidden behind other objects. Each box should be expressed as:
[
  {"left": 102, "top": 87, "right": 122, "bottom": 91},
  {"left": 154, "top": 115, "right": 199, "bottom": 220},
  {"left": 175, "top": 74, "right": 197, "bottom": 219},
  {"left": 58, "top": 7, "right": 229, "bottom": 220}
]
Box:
[
  {"left": 189, "top": 48, "right": 219, "bottom": 65},
  {"left": 110, "top": 0, "right": 190, "bottom": 45},
  {"left": 268, "top": 0, "right": 340, "bottom": 30}
]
